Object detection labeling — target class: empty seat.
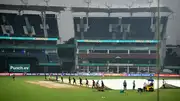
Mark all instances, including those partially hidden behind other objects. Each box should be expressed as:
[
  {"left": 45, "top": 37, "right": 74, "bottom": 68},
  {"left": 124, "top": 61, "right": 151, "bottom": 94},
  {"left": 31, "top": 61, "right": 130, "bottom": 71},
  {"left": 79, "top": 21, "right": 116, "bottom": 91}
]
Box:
[{"left": 48, "top": 53, "right": 60, "bottom": 63}]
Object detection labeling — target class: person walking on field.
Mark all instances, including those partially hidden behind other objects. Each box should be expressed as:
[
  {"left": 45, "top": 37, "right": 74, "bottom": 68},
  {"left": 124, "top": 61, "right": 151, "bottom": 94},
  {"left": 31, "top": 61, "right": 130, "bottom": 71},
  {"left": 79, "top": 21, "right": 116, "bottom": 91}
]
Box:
[
  {"left": 143, "top": 82, "right": 147, "bottom": 92},
  {"left": 133, "top": 80, "right": 135, "bottom": 90},
  {"left": 162, "top": 79, "right": 166, "bottom": 88},
  {"left": 96, "top": 80, "right": 99, "bottom": 88},
  {"left": 61, "top": 76, "right": 63, "bottom": 83},
  {"left": 101, "top": 80, "right": 104, "bottom": 89},
  {"left": 12, "top": 74, "right": 15, "bottom": 81},
  {"left": 56, "top": 75, "right": 58, "bottom": 81},
  {"left": 73, "top": 77, "right": 76, "bottom": 85},
  {"left": 85, "top": 78, "right": 89, "bottom": 87},
  {"left": 123, "top": 80, "right": 127, "bottom": 90},
  {"left": 92, "top": 80, "right": 95, "bottom": 89},
  {"left": 69, "top": 76, "right": 71, "bottom": 84},
  {"left": 79, "top": 77, "right": 83, "bottom": 86}
]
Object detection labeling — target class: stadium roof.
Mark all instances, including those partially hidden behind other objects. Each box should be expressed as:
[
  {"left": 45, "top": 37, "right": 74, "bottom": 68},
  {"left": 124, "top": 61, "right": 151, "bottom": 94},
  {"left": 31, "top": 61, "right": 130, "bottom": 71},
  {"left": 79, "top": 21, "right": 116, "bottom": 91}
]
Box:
[
  {"left": 71, "top": 7, "right": 172, "bottom": 13},
  {"left": 0, "top": 4, "right": 65, "bottom": 12},
  {"left": 0, "top": 4, "right": 173, "bottom": 13}
]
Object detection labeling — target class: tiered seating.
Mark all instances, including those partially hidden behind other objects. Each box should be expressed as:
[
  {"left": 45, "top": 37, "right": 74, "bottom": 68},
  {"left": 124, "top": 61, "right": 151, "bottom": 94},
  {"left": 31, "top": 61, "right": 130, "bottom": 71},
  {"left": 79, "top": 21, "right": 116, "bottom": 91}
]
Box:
[
  {"left": 0, "top": 13, "right": 59, "bottom": 66},
  {"left": 74, "top": 17, "right": 119, "bottom": 39},
  {"left": 28, "top": 50, "right": 48, "bottom": 63},
  {"left": 74, "top": 17, "right": 168, "bottom": 40},
  {"left": 164, "top": 47, "right": 180, "bottom": 66},
  {"left": 48, "top": 53, "right": 60, "bottom": 63},
  {"left": 29, "top": 53, "right": 48, "bottom": 63},
  {"left": 0, "top": 49, "right": 26, "bottom": 57},
  {"left": 0, "top": 13, "right": 59, "bottom": 37},
  {"left": 46, "top": 14, "right": 59, "bottom": 37}
]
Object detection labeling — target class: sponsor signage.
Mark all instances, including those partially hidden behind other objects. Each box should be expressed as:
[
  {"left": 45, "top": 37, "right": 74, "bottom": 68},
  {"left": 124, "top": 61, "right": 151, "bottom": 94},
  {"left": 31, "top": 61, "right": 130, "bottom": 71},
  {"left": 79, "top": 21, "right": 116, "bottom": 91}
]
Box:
[
  {"left": 127, "top": 73, "right": 154, "bottom": 77},
  {"left": 0, "top": 73, "right": 180, "bottom": 77},
  {"left": 39, "top": 73, "right": 45, "bottom": 76},
  {"left": 103, "top": 73, "right": 128, "bottom": 76},
  {"left": 76, "top": 40, "right": 158, "bottom": 43},
  {"left": 89, "top": 73, "right": 102, "bottom": 76},
  {"left": 32, "top": 73, "right": 36, "bottom": 76},
  {"left": 26, "top": 73, "right": 32, "bottom": 76},
  {"left": 108, "top": 64, "right": 134, "bottom": 66},
  {"left": 155, "top": 74, "right": 180, "bottom": 77},
  {"left": 64, "top": 73, "right": 76, "bottom": 76},
  {"left": 9, "top": 73, "right": 24, "bottom": 76},
  {"left": 9, "top": 64, "right": 30, "bottom": 72},
  {"left": 0, "top": 73, "right": 9, "bottom": 76},
  {"left": 104, "top": 73, "right": 121, "bottom": 76}
]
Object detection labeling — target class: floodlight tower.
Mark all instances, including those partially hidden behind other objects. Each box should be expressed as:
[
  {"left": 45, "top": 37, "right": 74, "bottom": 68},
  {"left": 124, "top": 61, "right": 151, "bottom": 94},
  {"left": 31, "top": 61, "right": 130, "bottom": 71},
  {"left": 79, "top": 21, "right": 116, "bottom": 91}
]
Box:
[
  {"left": 19, "top": 0, "right": 29, "bottom": 15},
  {"left": 147, "top": 0, "right": 156, "bottom": 32},
  {"left": 20, "top": 0, "right": 28, "bottom": 6},
  {"left": 122, "top": 0, "right": 135, "bottom": 40},
  {"left": 84, "top": 0, "right": 91, "bottom": 29},
  {"left": 105, "top": 2, "right": 112, "bottom": 17},
  {"left": 148, "top": 0, "right": 153, "bottom": 7},
  {"left": 125, "top": 0, "right": 136, "bottom": 17},
  {"left": 44, "top": 0, "right": 50, "bottom": 6},
  {"left": 41, "top": 0, "right": 50, "bottom": 38}
]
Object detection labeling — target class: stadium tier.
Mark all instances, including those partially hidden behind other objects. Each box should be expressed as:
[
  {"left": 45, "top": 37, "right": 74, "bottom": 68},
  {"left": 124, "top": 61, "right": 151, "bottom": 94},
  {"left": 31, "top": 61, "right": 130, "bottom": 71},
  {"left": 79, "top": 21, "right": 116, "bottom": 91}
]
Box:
[
  {"left": 0, "top": 13, "right": 59, "bottom": 38},
  {"left": 74, "top": 17, "right": 168, "bottom": 40},
  {"left": 164, "top": 46, "right": 180, "bottom": 69},
  {"left": 76, "top": 42, "right": 157, "bottom": 73}
]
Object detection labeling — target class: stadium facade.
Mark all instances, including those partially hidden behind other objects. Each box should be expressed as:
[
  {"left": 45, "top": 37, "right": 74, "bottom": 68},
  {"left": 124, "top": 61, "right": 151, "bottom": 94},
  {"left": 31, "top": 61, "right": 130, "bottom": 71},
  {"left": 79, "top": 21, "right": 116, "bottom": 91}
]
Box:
[
  {"left": 0, "top": 12, "right": 61, "bottom": 73},
  {"left": 0, "top": 3, "right": 179, "bottom": 74},
  {"left": 74, "top": 16, "right": 168, "bottom": 73}
]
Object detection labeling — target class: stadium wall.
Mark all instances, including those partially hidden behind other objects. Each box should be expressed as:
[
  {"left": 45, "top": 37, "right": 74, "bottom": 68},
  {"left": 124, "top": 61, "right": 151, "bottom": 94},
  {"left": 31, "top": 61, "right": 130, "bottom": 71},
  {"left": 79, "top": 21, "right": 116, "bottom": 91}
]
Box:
[
  {"left": 0, "top": 56, "right": 62, "bottom": 73},
  {"left": 0, "top": 56, "right": 38, "bottom": 73}
]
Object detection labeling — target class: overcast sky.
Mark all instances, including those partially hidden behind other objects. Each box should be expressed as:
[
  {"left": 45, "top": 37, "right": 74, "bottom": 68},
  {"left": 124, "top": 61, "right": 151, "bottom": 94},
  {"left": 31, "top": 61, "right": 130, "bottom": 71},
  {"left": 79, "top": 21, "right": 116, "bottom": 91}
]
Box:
[{"left": 0, "top": 0, "right": 180, "bottom": 45}]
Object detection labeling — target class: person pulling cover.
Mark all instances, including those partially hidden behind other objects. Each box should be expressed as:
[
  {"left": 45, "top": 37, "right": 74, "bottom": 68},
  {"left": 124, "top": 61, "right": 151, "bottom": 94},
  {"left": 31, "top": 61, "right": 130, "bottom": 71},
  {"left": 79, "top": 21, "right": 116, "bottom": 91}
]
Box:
[
  {"left": 133, "top": 80, "right": 135, "bottom": 90},
  {"left": 162, "top": 79, "right": 166, "bottom": 88},
  {"left": 79, "top": 77, "right": 83, "bottom": 86},
  {"left": 85, "top": 78, "right": 89, "bottom": 87},
  {"left": 123, "top": 80, "right": 127, "bottom": 90}
]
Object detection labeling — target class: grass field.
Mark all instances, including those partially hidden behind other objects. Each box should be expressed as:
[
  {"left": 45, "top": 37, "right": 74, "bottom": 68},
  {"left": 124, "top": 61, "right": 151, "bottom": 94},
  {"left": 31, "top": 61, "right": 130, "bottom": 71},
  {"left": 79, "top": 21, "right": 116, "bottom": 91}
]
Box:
[{"left": 0, "top": 76, "right": 180, "bottom": 101}]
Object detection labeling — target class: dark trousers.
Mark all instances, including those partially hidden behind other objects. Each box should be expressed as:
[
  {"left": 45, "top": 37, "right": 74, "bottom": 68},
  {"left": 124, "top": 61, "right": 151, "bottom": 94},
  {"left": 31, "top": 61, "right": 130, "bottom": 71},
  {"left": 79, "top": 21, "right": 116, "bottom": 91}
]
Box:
[
  {"left": 92, "top": 84, "right": 95, "bottom": 89},
  {"left": 124, "top": 85, "right": 127, "bottom": 90},
  {"left": 143, "top": 87, "right": 146, "bottom": 91},
  {"left": 163, "top": 84, "right": 166, "bottom": 88},
  {"left": 133, "top": 85, "right": 135, "bottom": 90}
]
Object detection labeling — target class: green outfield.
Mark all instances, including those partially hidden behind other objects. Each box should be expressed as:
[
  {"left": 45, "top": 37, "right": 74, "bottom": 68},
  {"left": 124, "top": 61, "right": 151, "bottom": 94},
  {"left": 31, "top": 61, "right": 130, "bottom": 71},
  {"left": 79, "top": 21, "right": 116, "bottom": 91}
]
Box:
[{"left": 0, "top": 76, "right": 180, "bottom": 101}]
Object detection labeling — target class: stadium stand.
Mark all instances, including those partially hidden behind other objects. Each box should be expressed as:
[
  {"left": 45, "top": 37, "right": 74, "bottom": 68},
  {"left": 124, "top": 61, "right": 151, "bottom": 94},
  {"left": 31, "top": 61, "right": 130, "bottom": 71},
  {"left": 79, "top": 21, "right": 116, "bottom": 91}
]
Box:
[
  {"left": 48, "top": 53, "right": 60, "bottom": 63},
  {"left": 163, "top": 45, "right": 180, "bottom": 74},
  {"left": 74, "top": 17, "right": 168, "bottom": 40},
  {"left": 0, "top": 13, "right": 59, "bottom": 37},
  {"left": 75, "top": 16, "right": 168, "bottom": 73},
  {"left": 164, "top": 46, "right": 180, "bottom": 66},
  {"left": 0, "top": 4, "right": 174, "bottom": 74},
  {"left": 0, "top": 12, "right": 60, "bottom": 73}
]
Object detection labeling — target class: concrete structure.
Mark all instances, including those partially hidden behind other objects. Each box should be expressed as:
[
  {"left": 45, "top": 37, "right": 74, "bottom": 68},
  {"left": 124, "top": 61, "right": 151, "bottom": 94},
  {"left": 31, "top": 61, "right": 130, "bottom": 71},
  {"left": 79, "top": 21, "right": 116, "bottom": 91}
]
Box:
[{"left": 1, "top": 0, "right": 179, "bottom": 45}]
